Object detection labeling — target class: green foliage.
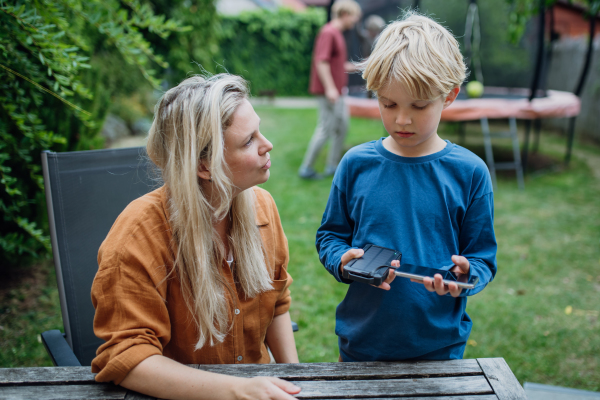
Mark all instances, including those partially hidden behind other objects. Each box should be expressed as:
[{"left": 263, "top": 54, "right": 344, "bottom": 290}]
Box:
[
  {"left": 421, "top": 0, "right": 534, "bottom": 88},
  {"left": 149, "top": 0, "right": 220, "bottom": 85},
  {"left": 505, "top": 0, "right": 600, "bottom": 44},
  {"left": 217, "top": 7, "right": 325, "bottom": 96},
  {"left": 0, "top": 0, "right": 184, "bottom": 267}
]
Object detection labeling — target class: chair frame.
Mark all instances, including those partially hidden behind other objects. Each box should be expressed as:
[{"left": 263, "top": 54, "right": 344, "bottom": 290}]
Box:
[{"left": 41, "top": 150, "right": 83, "bottom": 366}]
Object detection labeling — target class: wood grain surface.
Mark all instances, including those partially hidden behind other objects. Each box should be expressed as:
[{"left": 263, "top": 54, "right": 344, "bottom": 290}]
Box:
[
  {"left": 478, "top": 358, "right": 527, "bottom": 400},
  {"left": 0, "top": 358, "right": 524, "bottom": 400},
  {"left": 288, "top": 375, "right": 493, "bottom": 398},
  {"left": 0, "top": 383, "right": 126, "bottom": 400},
  {"left": 191, "top": 359, "right": 483, "bottom": 380}
]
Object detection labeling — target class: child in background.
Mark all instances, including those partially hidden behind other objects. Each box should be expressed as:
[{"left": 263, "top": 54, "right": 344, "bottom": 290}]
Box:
[
  {"left": 316, "top": 12, "right": 497, "bottom": 362},
  {"left": 298, "top": 0, "right": 361, "bottom": 179}
]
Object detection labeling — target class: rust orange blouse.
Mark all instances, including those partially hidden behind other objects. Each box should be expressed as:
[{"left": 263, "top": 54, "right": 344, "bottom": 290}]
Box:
[{"left": 91, "top": 186, "right": 293, "bottom": 384}]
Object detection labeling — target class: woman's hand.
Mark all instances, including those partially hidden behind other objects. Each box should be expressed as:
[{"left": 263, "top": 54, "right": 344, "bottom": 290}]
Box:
[
  {"left": 120, "top": 355, "right": 300, "bottom": 400},
  {"left": 234, "top": 377, "right": 301, "bottom": 400},
  {"left": 340, "top": 248, "right": 397, "bottom": 290}
]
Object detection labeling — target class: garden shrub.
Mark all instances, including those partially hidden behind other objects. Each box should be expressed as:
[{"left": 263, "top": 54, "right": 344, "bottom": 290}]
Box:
[
  {"left": 0, "top": 0, "right": 186, "bottom": 268},
  {"left": 149, "top": 0, "right": 220, "bottom": 85},
  {"left": 218, "top": 7, "right": 326, "bottom": 96}
]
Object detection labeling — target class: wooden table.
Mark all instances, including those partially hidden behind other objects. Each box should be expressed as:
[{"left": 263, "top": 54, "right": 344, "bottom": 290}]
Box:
[{"left": 0, "top": 358, "right": 526, "bottom": 399}]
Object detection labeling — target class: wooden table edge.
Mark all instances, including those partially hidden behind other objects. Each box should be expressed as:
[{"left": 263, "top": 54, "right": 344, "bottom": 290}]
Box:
[{"left": 477, "top": 358, "right": 527, "bottom": 400}]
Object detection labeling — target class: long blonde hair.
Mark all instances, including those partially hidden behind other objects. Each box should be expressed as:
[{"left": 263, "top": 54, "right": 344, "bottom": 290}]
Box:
[{"left": 146, "top": 74, "right": 273, "bottom": 349}]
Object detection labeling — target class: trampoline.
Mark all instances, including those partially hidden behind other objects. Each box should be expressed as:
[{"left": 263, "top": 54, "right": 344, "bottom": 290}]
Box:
[
  {"left": 339, "top": 0, "right": 594, "bottom": 189},
  {"left": 346, "top": 87, "right": 581, "bottom": 189}
]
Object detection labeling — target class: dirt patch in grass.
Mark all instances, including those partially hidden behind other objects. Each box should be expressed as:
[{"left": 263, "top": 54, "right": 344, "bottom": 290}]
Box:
[
  {"left": 0, "top": 262, "right": 51, "bottom": 313},
  {"left": 465, "top": 143, "right": 560, "bottom": 176},
  {"left": 0, "top": 261, "right": 62, "bottom": 367}
]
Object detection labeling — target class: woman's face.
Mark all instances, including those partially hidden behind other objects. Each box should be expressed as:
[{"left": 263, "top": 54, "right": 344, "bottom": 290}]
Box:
[{"left": 223, "top": 99, "right": 273, "bottom": 195}]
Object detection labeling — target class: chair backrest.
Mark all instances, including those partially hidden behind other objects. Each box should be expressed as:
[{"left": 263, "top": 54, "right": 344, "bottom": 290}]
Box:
[{"left": 42, "top": 147, "right": 161, "bottom": 366}]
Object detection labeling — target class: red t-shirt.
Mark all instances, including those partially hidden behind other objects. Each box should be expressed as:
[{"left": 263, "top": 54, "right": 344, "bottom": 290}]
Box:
[{"left": 309, "top": 22, "right": 348, "bottom": 95}]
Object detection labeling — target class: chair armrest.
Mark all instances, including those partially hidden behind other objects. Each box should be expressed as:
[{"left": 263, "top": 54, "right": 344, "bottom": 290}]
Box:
[
  {"left": 41, "top": 330, "right": 82, "bottom": 366},
  {"left": 291, "top": 321, "right": 299, "bottom": 332}
]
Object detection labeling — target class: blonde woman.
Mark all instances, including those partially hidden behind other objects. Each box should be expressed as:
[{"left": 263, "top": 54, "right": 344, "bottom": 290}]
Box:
[{"left": 91, "top": 74, "right": 301, "bottom": 400}]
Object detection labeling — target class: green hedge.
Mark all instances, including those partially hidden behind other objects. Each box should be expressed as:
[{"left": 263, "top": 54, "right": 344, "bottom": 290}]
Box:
[
  {"left": 146, "top": 0, "right": 220, "bottom": 85},
  {"left": 0, "top": 0, "right": 185, "bottom": 268},
  {"left": 218, "top": 8, "right": 325, "bottom": 96}
]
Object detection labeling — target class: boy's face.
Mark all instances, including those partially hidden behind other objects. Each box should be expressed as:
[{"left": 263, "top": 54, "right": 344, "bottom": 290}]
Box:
[
  {"left": 377, "top": 79, "right": 459, "bottom": 157},
  {"left": 340, "top": 12, "right": 361, "bottom": 31}
]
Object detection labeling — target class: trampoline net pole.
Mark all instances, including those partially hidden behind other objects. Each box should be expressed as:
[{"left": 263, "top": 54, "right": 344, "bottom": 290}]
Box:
[
  {"left": 522, "top": 119, "right": 532, "bottom": 173},
  {"left": 528, "top": 0, "right": 546, "bottom": 102},
  {"left": 566, "top": 10, "right": 597, "bottom": 165}
]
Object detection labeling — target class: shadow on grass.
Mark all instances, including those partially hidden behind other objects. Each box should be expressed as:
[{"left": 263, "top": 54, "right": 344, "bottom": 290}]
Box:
[{"left": 464, "top": 143, "right": 561, "bottom": 177}]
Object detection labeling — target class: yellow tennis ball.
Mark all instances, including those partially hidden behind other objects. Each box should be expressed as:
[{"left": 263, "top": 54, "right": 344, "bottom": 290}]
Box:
[{"left": 466, "top": 80, "right": 484, "bottom": 98}]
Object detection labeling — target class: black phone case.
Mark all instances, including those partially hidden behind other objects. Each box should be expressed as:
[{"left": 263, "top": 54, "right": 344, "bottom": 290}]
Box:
[{"left": 342, "top": 244, "right": 402, "bottom": 286}]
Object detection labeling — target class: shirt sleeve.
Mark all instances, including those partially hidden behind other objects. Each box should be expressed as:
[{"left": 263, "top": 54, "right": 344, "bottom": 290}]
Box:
[
  {"left": 91, "top": 203, "right": 173, "bottom": 385},
  {"left": 457, "top": 192, "right": 498, "bottom": 297},
  {"left": 313, "top": 28, "right": 335, "bottom": 63},
  {"left": 316, "top": 181, "right": 355, "bottom": 284}
]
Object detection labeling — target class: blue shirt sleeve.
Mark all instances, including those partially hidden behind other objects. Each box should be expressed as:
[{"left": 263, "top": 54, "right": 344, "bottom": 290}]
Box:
[
  {"left": 458, "top": 192, "right": 497, "bottom": 296},
  {"left": 316, "top": 183, "right": 354, "bottom": 283}
]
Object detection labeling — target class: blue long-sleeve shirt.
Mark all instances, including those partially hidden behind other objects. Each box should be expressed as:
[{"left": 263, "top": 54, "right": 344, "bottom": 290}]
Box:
[{"left": 316, "top": 139, "right": 497, "bottom": 361}]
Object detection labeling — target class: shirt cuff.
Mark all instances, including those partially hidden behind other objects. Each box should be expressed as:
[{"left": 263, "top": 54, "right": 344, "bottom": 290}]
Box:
[
  {"left": 330, "top": 248, "right": 353, "bottom": 284},
  {"left": 93, "top": 343, "right": 162, "bottom": 385}
]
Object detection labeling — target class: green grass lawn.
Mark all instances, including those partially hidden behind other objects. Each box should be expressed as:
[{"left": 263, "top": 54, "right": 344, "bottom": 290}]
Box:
[
  {"left": 1, "top": 107, "right": 598, "bottom": 392},
  {"left": 257, "top": 107, "right": 600, "bottom": 391}
]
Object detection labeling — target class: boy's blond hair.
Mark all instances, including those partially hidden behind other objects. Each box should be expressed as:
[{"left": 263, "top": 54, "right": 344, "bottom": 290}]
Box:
[
  {"left": 332, "top": 0, "right": 361, "bottom": 19},
  {"left": 361, "top": 12, "right": 467, "bottom": 100}
]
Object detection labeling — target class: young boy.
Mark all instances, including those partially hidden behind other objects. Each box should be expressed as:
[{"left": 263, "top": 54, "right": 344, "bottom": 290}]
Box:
[{"left": 316, "top": 13, "right": 497, "bottom": 362}]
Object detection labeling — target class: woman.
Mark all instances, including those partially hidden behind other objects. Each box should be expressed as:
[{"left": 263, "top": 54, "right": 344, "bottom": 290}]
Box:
[{"left": 91, "top": 74, "right": 301, "bottom": 400}]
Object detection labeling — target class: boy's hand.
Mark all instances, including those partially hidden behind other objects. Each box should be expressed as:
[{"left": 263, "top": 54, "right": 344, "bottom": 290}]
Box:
[
  {"left": 419, "top": 255, "right": 470, "bottom": 297},
  {"left": 325, "top": 87, "right": 340, "bottom": 104},
  {"left": 344, "top": 61, "right": 358, "bottom": 73},
  {"left": 339, "top": 249, "right": 398, "bottom": 290}
]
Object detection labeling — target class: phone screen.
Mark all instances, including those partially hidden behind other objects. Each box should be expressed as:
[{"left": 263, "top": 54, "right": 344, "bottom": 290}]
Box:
[{"left": 395, "top": 263, "right": 478, "bottom": 289}]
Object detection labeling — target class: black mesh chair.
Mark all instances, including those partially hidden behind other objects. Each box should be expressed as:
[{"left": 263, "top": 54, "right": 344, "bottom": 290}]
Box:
[
  {"left": 41, "top": 147, "right": 160, "bottom": 366},
  {"left": 41, "top": 146, "right": 298, "bottom": 367}
]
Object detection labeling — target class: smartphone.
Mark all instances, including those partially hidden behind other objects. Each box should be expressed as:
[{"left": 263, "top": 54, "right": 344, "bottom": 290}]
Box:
[
  {"left": 343, "top": 244, "right": 402, "bottom": 286},
  {"left": 394, "top": 263, "right": 478, "bottom": 290}
]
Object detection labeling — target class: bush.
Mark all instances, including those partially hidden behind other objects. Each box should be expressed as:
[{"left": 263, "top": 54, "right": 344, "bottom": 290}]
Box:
[
  {"left": 218, "top": 7, "right": 325, "bottom": 96},
  {"left": 149, "top": 0, "right": 220, "bottom": 85},
  {"left": 0, "top": 0, "right": 185, "bottom": 268}
]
